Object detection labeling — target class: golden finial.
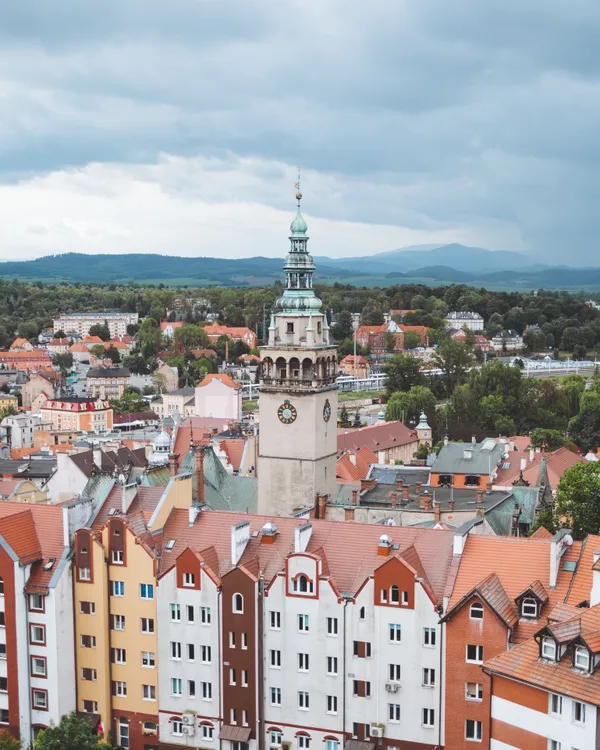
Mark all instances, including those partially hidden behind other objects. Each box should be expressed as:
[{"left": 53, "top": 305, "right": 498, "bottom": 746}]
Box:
[{"left": 294, "top": 167, "right": 302, "bottom": 206}]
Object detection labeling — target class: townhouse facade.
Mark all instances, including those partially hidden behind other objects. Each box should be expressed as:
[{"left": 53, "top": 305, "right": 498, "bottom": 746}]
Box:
[
  {"left": 39, "top": 396, "right": 113, "bottom": 432},
  {"left": 54, "top": 312, "right": 139, "bottom": 338},
  {"left": 86, "top": 366, "right": 131, "bottom": 399}
]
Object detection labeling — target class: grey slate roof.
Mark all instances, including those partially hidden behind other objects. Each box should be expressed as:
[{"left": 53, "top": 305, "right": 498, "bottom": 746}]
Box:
[
  {"left": 0, "top": 458, "right": 56, "bottom": 479},
  {"left": 431, "top": 439, "right": 504, "bottom": 476},
  {"left": 87, "top": 367, "right": 130, "bottom": 378},
  {"left": 170, "top": 385, "right": 195, "bottom": 397},
  {"left": 485, "top": 486, "right": 541, "bottom": 536}
]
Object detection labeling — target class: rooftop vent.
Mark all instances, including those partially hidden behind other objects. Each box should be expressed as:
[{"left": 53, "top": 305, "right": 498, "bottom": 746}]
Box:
[
  {"left": 463, "top": 449, "right": 472, "bottom": 460},
  {"left": 44, "top": 557, "right": 56, "bottom": 571}
]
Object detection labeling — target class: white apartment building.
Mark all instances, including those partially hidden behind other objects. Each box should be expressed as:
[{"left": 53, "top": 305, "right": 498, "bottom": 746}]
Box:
[
  {"left": 445, "top": 312, "right": 485, "bottom": 331},
  {"left": 54, "top": 312, "right": 138, "bottom": 338}
]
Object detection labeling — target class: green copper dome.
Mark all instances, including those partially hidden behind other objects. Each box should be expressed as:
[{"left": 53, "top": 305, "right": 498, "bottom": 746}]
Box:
[{"left": 290, "top": 209, "right": 308, "bottom": 236}]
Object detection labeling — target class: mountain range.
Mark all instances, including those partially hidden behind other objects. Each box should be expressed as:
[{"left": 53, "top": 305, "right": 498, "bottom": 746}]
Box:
[{"left": 0, "top": 244, "right": 598, "bottom": 290}]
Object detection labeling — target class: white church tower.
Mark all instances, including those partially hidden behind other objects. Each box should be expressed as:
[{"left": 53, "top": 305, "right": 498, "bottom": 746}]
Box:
[{"left": 257, "top": 179, "right": 338, "bottom": 515}]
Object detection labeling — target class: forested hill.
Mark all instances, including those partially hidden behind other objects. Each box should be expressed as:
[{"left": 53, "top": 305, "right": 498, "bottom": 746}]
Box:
[{"left": 0, "top": 252, "right": 600, "bottom": 289}]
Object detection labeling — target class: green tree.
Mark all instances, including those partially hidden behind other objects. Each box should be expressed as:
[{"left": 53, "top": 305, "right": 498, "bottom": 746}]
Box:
[
  {"left": 432, "top": 339, "right": 474, "bottom": 397},
  {"left": 414, "top": 442, "right": 431, "bottom": 460},
  {"left": 174, "top": 324, "right": 210, "bottom": 352},
  {"left": 383, "top": 354, "right": 423, "bottom": 396},
  {"left": 529, "top": 428, "right": 566, "bottom": 452},
  {"left": 339, "top": 405, "right": 351, "bottom": 428},
  {"left": 104, "top": 345, "right": 121, "bottom": 364},
  {"left": 352, "top": 410, "right": 362, "bottom": 428},
  {"left": 52, "top": 352, "right": 74, "bottom": 376},
  {"left": 0, "top": 732, "right": 21, "bottom": 750},
  {"left": 569, "top": 391, "right": 600, "bottom": 452},
  {"left": 54, "top": 329, "right": 67, "bottom": 339},
  {"left": 560, "top": 326, "right": 580, "bottom": 351},
  {"left": 17, "top": 321, "right": 38, "bottom": 339},
  {"left": 88, "top": 321, "right": 111, "bottom": 341},
  {"left": 553, "top": 462, "right": 600, "bottom": 539},
  {"left": 34, "top": 712, "right": 116, "bottom": 750},
  {"left": 152, "top": 372, "right": 167, "bottom": 394},
  {"left": 89, "top": 344, "right": 106, "bottom": 360},
  {"left": 136, "top": 318, "right": 162, "bottom": 359},
  {"left": 385, "top": 386, "right": 437, "bottom": 426},
  {"left": 111, "top": 388, "right": 148, "bottom": 414},
  {"left": 403, "top": 331, "right": 421, "bottom": 350},
  {"left": 333, "top": 310, "right": 354, "bottom": 341}
]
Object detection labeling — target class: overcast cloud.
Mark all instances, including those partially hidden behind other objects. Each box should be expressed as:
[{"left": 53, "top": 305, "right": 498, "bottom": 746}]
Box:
[{"left": 0, "top": 0, "right": 599, "bottom": 263}]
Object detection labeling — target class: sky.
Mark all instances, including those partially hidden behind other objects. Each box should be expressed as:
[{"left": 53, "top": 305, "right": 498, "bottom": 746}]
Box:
[{"left": 0, "top": 0, "right": 599, "bottom": 264}]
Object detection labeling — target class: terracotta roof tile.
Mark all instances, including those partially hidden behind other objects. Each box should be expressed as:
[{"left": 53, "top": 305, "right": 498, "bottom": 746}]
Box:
[
  {"left": 566, "top": 535, "right": 600, "bottom": 606},
  {"left": 219, "top": 440, "right": 245, "bottom": 472},
  {"left": 337, "top": 421, "right": 417, "bottom": 455},
  {"left": 530, "top": 526, "right": 553, "bottom": 540},
  {"left": 197, "top": 373, "right": 241, "bottom": 390}
]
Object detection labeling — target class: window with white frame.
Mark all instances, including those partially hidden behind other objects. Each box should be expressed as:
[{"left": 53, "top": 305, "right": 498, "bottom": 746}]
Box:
[
  {"left": 327, "top": 656, "right": 338, "bottom": 675},
  {"left": 242, "top": 710, "right": 248, "bottom": 726},
  {"left": 389, "top": 623, "right": 402, "bottom": 642},
  {"left": 270, "top": 610, "right": 281, "bottom": 629},
  {"left": 188, "top": 680, "right": 196, "bottom": 698},
  {"left": 113, "top": 648, "right": 126, "bottom": 664},
  {"left": 469, "top": 602, "right": 484, "bottom": 620},
  {"left": 422, "top": 708, "right": 435, "bottom": 728},
  {"left": 423, "top": 668, "right": 435, "bottom": 687},
  {"left": 140, "top": 583, "right": 153, "bottom": 599},
  {"left": 389, "top": 663, "right": 401, "bottom": 682},
  {"left": 201, "top": 681, "right": 212, "bottom": 700},
  {"left": 293, "top": 575, "right": 313, "bottom": 594},
  {"left": 172, "top": 719, "right": 183, "bottom": 736},
  {"left": 142, "top": 684, "right": 155, "bottom": 701},
  {"left": 32, "top": 688, "right": 47, "bottom": 710},
  {"left": 242, "top": 669, "right": 248, "bottom": 686},
  {"left": 111, "top": 580, "right": 124, "bottom": 596},
  {"left": 229, "top": 668, "right": 236, "bottom": 685},
  {"left": 466, "top": 644, "right": 483, "bottom": 663},
  {"left": 200, "top": 606, "right": 211, "bottom": 624},
  {"left": 390, "top": 585, "right": 399, "bottom": 604},
  {"left": 402, "top": 590, "right": 409, "bottom": 605},
  {"left": 242, "top": 632, "right": 248, "bottom": 649},
  {"left": 542, "top": 637, "right": 557, "bottom": 660},
  {"left": 233, "top": 593, "right": 244, "bottom": 613},
  {"left": 170, "top": 603, "right": 181, "bottom": 622},
  {"left": 183, "top": 572, "right": 195, "bottom": 587},
  {"left": 201, "top": 724, "right": 214, "bottom": 740},
  {"left": 380, "top": 588, "right": 388, "bottom": 603},
  {"left": 298, "top": 614, "right": 309, "bottom": 632},
  {"left": 171, "top": 678, "right": 182, "bottom": 696},
  {"left": 327, "top": 695, "right": 338, "bottom": 714},
  {"left": 270, "top": 731, "right": 282, "bottom": 747},
  {"left": 388, "top": 703, "right": 401, "bottom": 722},
  {"left": 201, "top": 645, "right": 211, "bottom": 663},
  {"left": 298, "top": 653, "right": 309, "bottom": 671},
  {"left": 186, "top": 605, "right": 195, "bottom": 623},
  {"left": 31, "top": 657, "right": 46, "bottom": 677},
  {"left": 298, "top": 691, "right": 309, "bottom": 709},
  {"left": 520, "top": 597, "right": 538, "bottom": 618},
  {"left": 466, "top": 682, "right": 483, "bottom": 701},
  {"left": 549, "top": 693, "right": 562, "bottom": 715},
  {"left": 465, "top": 720, "right": 482, "bottom": 741},
  {"left": 171, "top": 642, "right": 182, "bottom": 660},
  {"left": 112, "top": 680, "right": 126, "bottom": 696},
  {"left": 141, "top": 651, "right": 155, "bottom": 668},
  {"left": 573, "top": 700, "right": 586, "bottom": 724},
  {"left": 270, "top": 687, "right": 282, "bottom": 705},
  {"left": 325, "top": 742, "right": 339, "bottom": 750},
  {"left": 270, "top": 649, "right": 281, "bottom": 668},
  {"left": 298, "top": 735, "right": 310, "bottom": 749},
  {"left": 111, "top": 550, "right": 124, "bottom": 564},
  {"left": 140, "top": 617, "right": 154, "bottom": 634},
  {"left": 574, "top": 647, "right": 590, "bottom": 671},
  {"left": 548, "top": 741, "right": 561, "bottom": 750},
  {"left": 113, "top": 614, "right": 125, "bottom": 631},
  {"left": 326, "top": 617, "right": 338, "bottom": 635},
  {"left": 229, "top": 631, "right": 236, "bottom": 648},
  {"left": 423, "top": 627, "right": 436, "bottom": 647},
  {"left": 29, "top": 625, "right": 45, "bottom": 644}
]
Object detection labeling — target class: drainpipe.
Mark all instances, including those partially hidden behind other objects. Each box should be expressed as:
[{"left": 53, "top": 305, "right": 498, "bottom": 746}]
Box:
[
  {"left": 257, "top": 572, "right": 265, "bottom": 750},
  {"left": 342, "top": 599, "right": 348, "bottom": 745},
  {"left": 437, "top": 605, "right": 444, "bottom": 750},
  {"left": 217, "top": 587, "right": 223, "bottom": 750},
  {"left": 106, "top": 553, "right": 114, "bottom": 745}
]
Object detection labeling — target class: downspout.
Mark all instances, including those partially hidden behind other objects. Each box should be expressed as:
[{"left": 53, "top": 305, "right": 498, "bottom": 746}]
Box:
[
  {"left": 217, "top": 586, "right": 223, "bottom": 750},
  {"left": 23, "top": 565, "right": 33, "bottom": 748},
  {"left": 106, "top": 552, "right": 114, "bottom": 745},
  {"left": 437, "top": 605, "right": 444, "bottom": 750},
  {"left": 342, "top": 598, "right": 348, "bottom": 746},
  {"left": 257, "top": 573, "right": 265, "bottom": 750}
]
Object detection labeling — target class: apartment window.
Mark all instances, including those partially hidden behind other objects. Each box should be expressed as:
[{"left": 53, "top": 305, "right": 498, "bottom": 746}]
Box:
[
  {"left": 327, "top": 656, "right": 338, "bottom": 675},
  {"left": 188, "top": 680, "right": 196, "bottom": 698},
  {"left": 141, "top": 618, "right": 154, "bottom": 634},
  {"left": 466, "top": 682, "right": 483, "bottom": 701},
  {"left": 140, "top": 583, "right": 153, "bottom": 599},
  {"left": 201, "top": 606, "right": 211, "bottom": 624},
  {"left": 82, "top": 668, "right": 98, "bottom": 682},
  {"left": 359, "top": 606, "right": 366, "bottom": 619},
  {"left": 287, "top": 322, "right": 294, "bottom": 334},
  {"left": 270, "top": 610, "right": 281, "bottom": 629},
  {"left": 298, "top": 735, "right": 310, "bottom": 749},
  {"left": 389, "top": 623, "right": 402, "bottom": 642},
  {"left": 170, "top": 603, "right": 181, "bottom": 622},
  {"left": 550, "top": 693, "right": 563, "bottom": 715},
  {"left": 79, "top": 567, "right": 91, "bottom": 581},
  {"left": 465, "top": 720, "right": 482, "bottom": 741},
  {"left": 186, "top": 605, "right": 195, "bottom": 623},
  {"left": 390, "top": 585, "right": 399, "bottom": 604},
  {"left": 521, "top": 597, "right": 538, "bottom": 618},
  {"left": 389, "top": 663, "right": 401, "bottom": 681},
  {"left": 542, "top": 637, "right": 557, "bottom": 660},
  {"left": 270, "top": 649, "right": 281, "bottom": 668},
  {"left": 201, "top": 682, "right": 212, "bottom": 700},
  {"left": 172, "top": 719, "right": 183, "bottom": 736},
  {"left": 171, "top": 678, "right": 183, "bottom": 696},
  {"left": 353, "top": 723, "right": 370, "bottom": 739},
  {"left": 380, "top": 589, "right": 388, "bottom": 603},
  {"left": 423, "top": 668, "right": 436, "bottom": 687},
  {"left": 353, "top": 641, "right": 372, "bottom": 658},
  {"left": 112, "top": 614, "right": 125, "bottom": 631},
  {"left": 388, "top": 703, "right": 401, "bottom": 722},
  {"left": 187, "top": 643, "right": 195, "bottom": 661},
  {"left": 141, "top": 651, "right": 155, "bottom": 668},
  {"left": 229, "top": 631, "right": 236, "bottom": 648},
  {"left": 230, "top": 668, "right": 237, "bottom": 685},
  {"left": 183, "top": 572, "right": 195, "bottom": 587},
  {"left": 202, "top": 725, "right": 214, "bottom": 740},
  {"left": 32, "top": 689, "right": 48, "bottom": 710},
  {"left": 0, "top": 710, "right": 7, "bottom": 725},
  {"left": 80, "top": 601, "right": 95, "bottom": 615},
  {"left": 548, "top": 741, "right": 561, "bottom": 750},
  {"left": 573, "top": 701, "right": 586, "bottom": 724},
  {"left": 31, "top": 657, "right": 47, "bottom": 677},
  {"left": 469, "top": 602, "right": 484, "bottom": 621},
  {"left": 111, "top": 580, "right": 124, "bottom": 597},
  {"left": 111, "top": 550, "right": 124, "bottom": 564},
  {"left": 271, "top": 687, "right": 282, "bottom": 706},
  {"left": 29, "top": 593, "right": 44, "bottom": 611},
  {"left": 29, "top": 624, "right": 45, "bottom": 645},
  {"left": 298, "top": 691, "right": 310, "bottom": 709},
  {"left": 422, "top": 708, "right": 435, "bottom": 728},
  {"left": 80, "top": 634, "right": 96, "bottom": 648},
  {"left": 0, "top": 678, "right": 6, "bottom": 692},
  {"left": 82, "top": 700, "right": 98, "bottom": 713},
  {"left": 293, "top": 574, "right": 314, "bottom": 594},
  {"left": 111, "top": 648, "right": 126, "bottom": 664},
  {"left": 171, "top": 642, "right": 182, "bottom": 660},
  {"left": 242, "top": 632, "right": 248, "bottom": 649},
  {"left": 402, "top": 590, "right": 409, "bottom": 605},
  {"left": 233, "top": 593, "right": 244, "bottom": 613},
  {"left": 201, "top": 645, "right": 212, "bottom": 663},
  {"left": 466, "top": 644, "right": 483, "bottom": 663},
  {"left": 298, "top": 653, "right": 309, "bottom": 671},
  {"left": 142, "top": 684, "right": 156, "bottom": 701},
  {"left": 327, "top": 617, "right": 338, "bottom": 635},
  {"left": 327, "top": 695, "right": 338, "bottom": 714},
  {"left": 242, "top": 669, "right": 249, "bottom": 686},
  {"left": 325, "top": 742, "right": 338, "bottom": 750},
  {"left": 298, "top": 614, "right": 309, "bottom": 632},
  {"left": 574, "top": 647, "right": 590, "bottom": 671}
]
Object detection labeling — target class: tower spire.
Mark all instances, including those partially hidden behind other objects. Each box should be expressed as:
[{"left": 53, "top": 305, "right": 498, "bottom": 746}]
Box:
[{"left": 294, "top": 167, "right": 302, "bottom": 207}]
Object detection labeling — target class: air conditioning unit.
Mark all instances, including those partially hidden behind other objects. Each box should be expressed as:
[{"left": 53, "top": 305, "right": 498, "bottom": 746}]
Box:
[
  {"left": 183, "top": 725, "right": 195, "bottom": 736},
  {"left": 182, "top": 714, "right": 195, "bottom": 725},
  {"left": 384, "top": 682, "right": 399, "bottom": 692},
  {"left": 370, "top": 726, "right": 383, "bottom": 738}
]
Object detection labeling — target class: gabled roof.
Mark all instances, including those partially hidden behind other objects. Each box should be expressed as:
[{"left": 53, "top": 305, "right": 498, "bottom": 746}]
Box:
[
  {"left": 196, "top": 373, "right": 241, "bottom": 390},
  {"left": 336, "top": 448, "right": 377, "bottom": 482},
  {"left": 337, "top": 421, "right": 417, "bottom": 455},
  {"left": 69, "top": 450, "right": 97, "bottom": 478},
  {"left": 530, "top": 526, "right": 553, "bottom": 540},
  {"left": 516, "top": 578, "right": 549, "bottom": 604},
  {"left": 495, "top": 446, "right": 585, "bottom": 488},
  {"left": 447, "top": 571, "right": 518, "bottom": 629},
  {"left": 218, "top": 439, "right": 245, "bottom": 472},
  {"left": 432, "top": 439, "right": 504, "bottom": 476},
  {"left": 566, "top": 535, "right": 600, "bottom": 606}
]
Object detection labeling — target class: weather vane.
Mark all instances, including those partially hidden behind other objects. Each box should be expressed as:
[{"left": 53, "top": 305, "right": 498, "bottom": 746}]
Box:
[{"left": 294, "top": 167, "right": 302, "bottom": 207}]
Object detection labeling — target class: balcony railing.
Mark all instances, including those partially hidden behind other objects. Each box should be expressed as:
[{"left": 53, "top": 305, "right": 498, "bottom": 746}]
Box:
[{"left": 261, "top": 376, "right": 337, "bottom": 389}]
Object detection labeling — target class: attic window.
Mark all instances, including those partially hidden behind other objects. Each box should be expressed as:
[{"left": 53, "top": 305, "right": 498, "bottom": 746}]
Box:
[
  {"left": 541, "top": 637, "right": 556, "bottom": 661},
  {"left": 520, "top": 597, "right": 538, "bottom": 619},
  {"left": 465, "top": 475, "right": 480, "bottom": 487},
  {"left": 43, "top": 558, "right": 56, "bottom": 571},
  {"left": 165, "top": 539, "right": 176, "bottom": 551},
  {"left": 574, "top": 646, "right": 590, "bottom": 671},
  {"left": 469, "top": 603, "right": 484, "bottom": 621}
]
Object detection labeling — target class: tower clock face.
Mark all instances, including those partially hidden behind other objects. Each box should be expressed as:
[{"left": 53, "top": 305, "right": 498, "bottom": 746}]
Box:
[
  {"left": 323, "top": 399, "right": 331, "bottom": 422},
  {"left": 278, "top": 400, "right": 297, "bottom": 424}
]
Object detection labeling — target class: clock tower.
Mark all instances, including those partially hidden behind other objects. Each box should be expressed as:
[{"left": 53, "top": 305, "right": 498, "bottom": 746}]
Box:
[{"left": 257, "top": 182, "right": 338, "bottom": 516}]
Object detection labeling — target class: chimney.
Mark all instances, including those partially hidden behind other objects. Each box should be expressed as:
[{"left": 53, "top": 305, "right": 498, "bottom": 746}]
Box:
[
  {"left": 448, "top": 499, "right": 455, "bottom": 514},
  {"left": 295, "top": 522, "right": 312, "bottom": 553},
  {"left": 415, "top": 481, "right": 422, "bottom": 494},
  {"left": 231, "top": 521, "right": 250, "bottom": 566},
  {"left": 520, "top": 457, "right": 527, "bottom": 472},
  {"left": 486, "top": 480, "right": 493, "bottom": 493},
  {"left": 434, "top": 500, "right": 441, "bottom": 523},
  {"left": 188, "top": 505, "right": 201, "bottom": 527},
  {"left": 391, "top": 492, "right": 397, "bottom": 508},
  {"left": 591, "top": 548, "right": 600, "bottom": 606},
  {"left": 476, "top": 490, "right": 484, "bottom": 504},
  {"left": 549, "top": 529, "right": 573, "bottom": 588},
  {"left": 317, "top": 494, "right": 328, "bottom": 520},
  {"left": 261, "top": 520, "right": 278, "bottom": 545},
  {"left": 351, "top": 489, "right": 359, "bottom": 506},
  {"left": 529, "top": 448, "right": 535, "bottom": 462},
  {"left": 423, "top": 493, "right": 433, "bottom": 512},
  {"left": 121, "top": 483, "right": 137, "bottom": 514},
  {"left": 169, "top": 452, "right": 179, "bottom": 477},
  {"left": 195, "top": 447, "right": 206, "bottom": 504},
  {"left": 419, "top": 491, "right": 429, "bottom": 509},
  {"left": 395, "top": 475, "right": 404, "bottom": 490},
  {"left": 349, "top": 453, "right": 357, "bottom": 466},
  {"left": 378, "top": 534, "right": 392, "bottom": 557},
  {"left": 402, "top": 485, "right": 410, "bottom": 502}
]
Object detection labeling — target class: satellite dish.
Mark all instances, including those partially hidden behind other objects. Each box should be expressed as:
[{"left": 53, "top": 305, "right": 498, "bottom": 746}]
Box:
[{"left": 563, "top": 534, "right": 573, "bottom": 547}]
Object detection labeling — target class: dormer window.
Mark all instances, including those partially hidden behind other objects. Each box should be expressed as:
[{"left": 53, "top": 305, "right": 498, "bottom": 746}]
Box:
[
  {"left": 470, "top": 603, "right": 484, "bottom": 621},
  {"left": 541, "top": 637, "right": 557, "bottom": 661},
  {"left": 521, "top": 597, "right": 538, "bottom": 619},
  {"left": 390, "top": 585, "right": 399, "bottom": 604},
  {"left": 233, "top": 594, "right": 244, "bottom": 614},
  {"left": 574, "top": 646, "right": 590, "bottom": 672},
  {"left": 293, "top": 575, "right": 313, "bottom": 594}
]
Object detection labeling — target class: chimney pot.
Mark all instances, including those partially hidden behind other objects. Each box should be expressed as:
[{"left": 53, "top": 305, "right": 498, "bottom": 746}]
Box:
[
  {"left": 434, "top": 500, "right": 441, "bottom": 522},
  {"left": 169, "top": 452, "right": 179, "bottom": 477},
  {"left": 317, "top": 494, "right": 328, "bottom": 519},
  {"left": 415, "top": 481, "right": 422, "bottom": 493},
  {"left": 520, "top": 457, "right": 527, "bottom": 472},
  {"left": 423, "top": 494, "right": 432, "bottom": 512},
  {"left": 476, "top": 490, "right": 484, "bottom": 504},
  {"left": 351, "top": 489, "right": 359, "bottom": 506},
  {"left": 402, "top": 485, "right": 410, "bottom": 502},
  {"left": 448, "top": 499, "right": 455, "bottom": 513},
  {"left": 395, "top": 476, "right": 403, "bottom": 489},
  {"left": 419, "top": 491, "right": 429, "bottom": 509},
  {"left": 391, "top": 491, "right": 397, "bottom": 507}
]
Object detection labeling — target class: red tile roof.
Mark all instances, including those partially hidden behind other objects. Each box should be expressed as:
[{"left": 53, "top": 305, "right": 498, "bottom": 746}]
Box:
[
  {"left": 530, "top": 526, "right": 553, "bottom": 540},
  {"left": 160, "top": 320, "right": 184, "bottom": 331},
  {"left": 337, "top": 421, "right": 417, "bottom": 455},
  {"left": 495, "top": 446, "right": 585, "bottom": 488},
  {"left": 566, "top": 535, "right": 600, "bottom": 606},
  {"left": 336, "top": 448, "right": 378, "bottom": 482},
  {"left": 196, "top": 373, "right": 241, "bottom": 390},
  {"left": 219, "top": 439, "right": 245, "bottom": 472}
]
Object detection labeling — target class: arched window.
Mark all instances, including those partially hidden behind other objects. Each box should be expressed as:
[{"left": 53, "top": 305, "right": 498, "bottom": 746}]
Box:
[
  {"left": 142, "top": 721, "right": 157, "bottom": 736},
  {"left": 390, "top": 585, "right": 400, "bottom": 604},
  {"left": 293, "top": 575, "right": 313, "bottom": 594},
  {"left": 233, "top": 593, "right": 244, "bottom": 613},
  {"left": 470, "top": 602, "right": 484, "bottom": 620},
  {"left": 521, "top": 597, "right": 538, "bottom": 618}
]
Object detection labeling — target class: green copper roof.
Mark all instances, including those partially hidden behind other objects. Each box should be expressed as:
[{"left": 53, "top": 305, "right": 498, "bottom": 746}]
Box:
[{"left": 290, "top": 209, "right": 308, "bottom": 235}]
